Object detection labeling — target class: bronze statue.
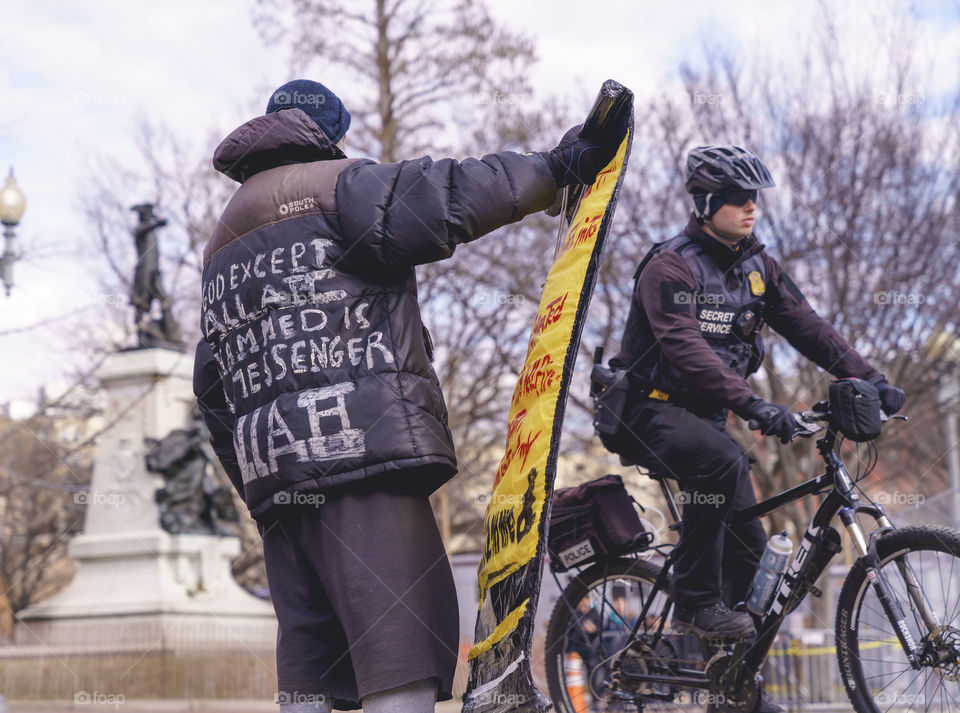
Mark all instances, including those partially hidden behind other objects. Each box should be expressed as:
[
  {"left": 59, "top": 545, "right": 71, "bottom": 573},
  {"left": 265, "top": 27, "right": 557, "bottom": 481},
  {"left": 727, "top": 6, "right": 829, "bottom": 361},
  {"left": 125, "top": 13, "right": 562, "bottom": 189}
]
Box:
[
  {"left": 145, "top": 408, "right": 240, "bottom": 536},
  {"left": 130, "top": 203, "right": 183, "bottom": 349}
]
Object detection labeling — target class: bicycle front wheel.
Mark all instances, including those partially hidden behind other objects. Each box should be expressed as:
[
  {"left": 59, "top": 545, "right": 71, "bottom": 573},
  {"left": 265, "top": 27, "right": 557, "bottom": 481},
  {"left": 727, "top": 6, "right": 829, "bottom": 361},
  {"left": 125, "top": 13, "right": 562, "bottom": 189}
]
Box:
[
  {"left": 544, "top": 557, "right": 697, "bottom": 712},
  {"left": 836, "top": 526, "right": 960, "bottom": 713}
]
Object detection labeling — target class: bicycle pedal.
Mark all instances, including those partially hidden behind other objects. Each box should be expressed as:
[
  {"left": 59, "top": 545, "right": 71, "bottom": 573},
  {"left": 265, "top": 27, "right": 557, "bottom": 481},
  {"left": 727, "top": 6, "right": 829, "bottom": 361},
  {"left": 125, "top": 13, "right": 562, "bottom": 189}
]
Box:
[
  {"left": 698, "top": 636, "right": 749, "bottom": 660},
  {"left": 705, "top": 649, "right": 733, "bottom": 685},
  {"left": 672, "top": 614, "right": 756, "bottom": 653}
]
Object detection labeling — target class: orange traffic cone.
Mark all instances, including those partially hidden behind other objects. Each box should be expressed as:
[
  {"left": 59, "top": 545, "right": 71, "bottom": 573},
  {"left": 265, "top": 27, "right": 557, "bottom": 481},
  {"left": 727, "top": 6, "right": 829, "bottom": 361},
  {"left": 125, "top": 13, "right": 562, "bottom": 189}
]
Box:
[{"left": 565, "top": 652, "right": 588, "bottom": 713}]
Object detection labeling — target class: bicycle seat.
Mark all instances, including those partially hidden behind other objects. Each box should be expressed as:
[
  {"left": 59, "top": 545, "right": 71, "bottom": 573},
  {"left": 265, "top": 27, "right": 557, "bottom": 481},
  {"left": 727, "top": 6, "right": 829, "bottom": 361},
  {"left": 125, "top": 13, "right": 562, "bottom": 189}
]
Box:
[
  {"left": 645, "top": 469, "right": 676, "bottom": 482},
  {"left": 620, "top": 454, "right": 676, "bottom": 482}
]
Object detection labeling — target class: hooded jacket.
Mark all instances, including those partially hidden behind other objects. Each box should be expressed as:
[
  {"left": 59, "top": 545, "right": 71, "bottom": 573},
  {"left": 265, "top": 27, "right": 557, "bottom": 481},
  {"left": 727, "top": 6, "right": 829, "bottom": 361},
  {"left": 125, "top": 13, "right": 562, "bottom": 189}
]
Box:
[
  {"left": 613, "top": 216, "right": 879, "bottom": 416},
  {"left": 193, "top": 108, "right": 557, "bottom": 517}
]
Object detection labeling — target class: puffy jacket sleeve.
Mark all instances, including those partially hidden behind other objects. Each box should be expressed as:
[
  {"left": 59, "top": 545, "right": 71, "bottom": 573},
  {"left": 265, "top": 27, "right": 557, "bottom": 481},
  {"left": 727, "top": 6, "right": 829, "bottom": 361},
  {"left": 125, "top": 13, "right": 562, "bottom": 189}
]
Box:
[
  {"left": 192, "top": 339, "right": 244, "bottom": 498},
  {"left": 761, "top": 254, "right": 880, "bottom": 381},
  {"left": 335, "top": 151, "right": 558, "bottom": 270}
]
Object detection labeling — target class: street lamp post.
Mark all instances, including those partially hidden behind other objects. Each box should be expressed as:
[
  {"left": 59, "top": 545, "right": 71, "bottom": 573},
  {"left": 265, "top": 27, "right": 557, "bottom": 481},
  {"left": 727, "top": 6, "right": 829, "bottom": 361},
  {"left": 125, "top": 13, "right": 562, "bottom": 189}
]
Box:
[{"left": 0, "top": 167, "right": 27, "bottom": 296}]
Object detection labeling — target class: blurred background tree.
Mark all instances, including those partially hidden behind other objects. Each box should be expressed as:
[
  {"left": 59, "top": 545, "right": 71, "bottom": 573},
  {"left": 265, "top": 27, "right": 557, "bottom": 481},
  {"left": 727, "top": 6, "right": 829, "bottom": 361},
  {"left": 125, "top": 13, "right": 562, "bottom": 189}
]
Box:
[{"left": 0, "top": 413, "right": 89, "bottom": 641}]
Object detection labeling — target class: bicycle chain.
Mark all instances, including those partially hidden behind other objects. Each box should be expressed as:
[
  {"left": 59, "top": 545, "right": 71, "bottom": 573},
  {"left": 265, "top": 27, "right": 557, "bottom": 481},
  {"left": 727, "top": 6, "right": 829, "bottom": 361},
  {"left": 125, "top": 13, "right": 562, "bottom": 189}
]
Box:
[
  {"left": 625, "top": 637, "right": 705, "bottom": 669},
  {"left": 618, "top": 632, "right": 755, "bottom": 671},
  {"left": 609, "top": 633, "right": 761, "bottom": 709}
]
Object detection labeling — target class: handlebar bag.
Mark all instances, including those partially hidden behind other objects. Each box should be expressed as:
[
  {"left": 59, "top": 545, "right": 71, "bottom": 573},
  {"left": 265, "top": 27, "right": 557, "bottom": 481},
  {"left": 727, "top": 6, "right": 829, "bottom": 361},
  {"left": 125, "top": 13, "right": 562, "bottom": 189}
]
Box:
[
  {"left": 547, "top": 474, "right": 652, "bottom": 572},
  {"left": 829, "top": 378, "right": 882, "bottom": 442}
]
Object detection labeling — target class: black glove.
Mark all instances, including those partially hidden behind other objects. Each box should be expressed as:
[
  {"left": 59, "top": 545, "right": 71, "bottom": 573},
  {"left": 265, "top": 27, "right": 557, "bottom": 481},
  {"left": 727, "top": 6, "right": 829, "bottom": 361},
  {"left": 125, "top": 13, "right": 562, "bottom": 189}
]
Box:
[
  {"left": 543, "top": 122, "right": 622, "bottom": 188},
  {"left": 869, "top": 375, "right": 906, "bottom": 415},
  {"left": 740, "top": 396, "right": 797, "bottom": 444}
]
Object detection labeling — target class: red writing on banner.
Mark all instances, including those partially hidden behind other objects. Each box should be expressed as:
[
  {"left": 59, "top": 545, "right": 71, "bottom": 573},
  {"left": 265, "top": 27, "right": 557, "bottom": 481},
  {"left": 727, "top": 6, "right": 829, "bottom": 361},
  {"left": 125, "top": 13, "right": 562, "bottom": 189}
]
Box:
[
  {"left": 511, "top": 354, "right": 559, "bottom": 408},
  {"left": 559, "top": 213, "right": 602, "bottom": 257},
  {"left": 595, "top": 162, "right": 617, "bottom": 188},
  {"left": 515, "top": 429, "right": 540, "bottom": 472},
  {"left": 494, "top": 426, "right": 542, "bottom": 487},
  {"left": 530, "top": 292, "right": 569, "bottom": 340},
  {"left": 581, "top": 162, "right": 618, "bottom": 203},
  {"left": 505, "top": 409, "right": 527, "bottom": 444}
]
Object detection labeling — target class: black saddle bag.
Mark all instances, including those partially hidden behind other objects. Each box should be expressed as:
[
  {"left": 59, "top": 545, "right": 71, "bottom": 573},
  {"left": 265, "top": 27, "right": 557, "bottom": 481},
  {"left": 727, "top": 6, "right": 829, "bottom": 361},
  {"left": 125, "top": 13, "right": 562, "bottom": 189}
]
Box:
[{"left": 547, "top": 474, "right": 652, "bottom": 572}]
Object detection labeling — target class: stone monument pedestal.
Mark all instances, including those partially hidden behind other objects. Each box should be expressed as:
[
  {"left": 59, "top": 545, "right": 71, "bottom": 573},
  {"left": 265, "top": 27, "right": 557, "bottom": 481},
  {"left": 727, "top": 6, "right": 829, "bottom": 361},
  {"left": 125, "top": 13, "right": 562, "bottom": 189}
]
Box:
[
  {"left": 8, "top": 348, "right": 277, "bottom": 699},
  {"left": 14, "top": 530, "right": 275, "bottom": 650}
]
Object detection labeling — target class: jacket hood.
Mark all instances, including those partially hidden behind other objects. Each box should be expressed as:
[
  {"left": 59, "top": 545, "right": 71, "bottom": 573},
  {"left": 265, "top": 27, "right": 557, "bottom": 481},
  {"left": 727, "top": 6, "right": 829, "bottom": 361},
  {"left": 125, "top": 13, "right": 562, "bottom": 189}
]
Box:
[{"left": 213, "top": 108, "right": 346, "bottom": 183}]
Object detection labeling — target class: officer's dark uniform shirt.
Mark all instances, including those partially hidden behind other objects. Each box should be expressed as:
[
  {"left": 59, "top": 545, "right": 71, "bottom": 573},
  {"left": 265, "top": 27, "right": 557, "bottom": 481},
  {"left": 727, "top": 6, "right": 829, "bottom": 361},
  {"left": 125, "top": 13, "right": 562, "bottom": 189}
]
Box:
[{"left": 614, "top": 216, "right": 879, "bottom": 415}]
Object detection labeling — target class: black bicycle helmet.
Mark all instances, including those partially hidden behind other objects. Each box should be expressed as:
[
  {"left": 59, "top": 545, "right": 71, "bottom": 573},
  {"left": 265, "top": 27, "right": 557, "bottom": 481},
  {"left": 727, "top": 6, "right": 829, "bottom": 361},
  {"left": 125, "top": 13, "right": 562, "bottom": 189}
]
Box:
[{"left": 685, "top": 145, "right": 775, "bottom": 193}]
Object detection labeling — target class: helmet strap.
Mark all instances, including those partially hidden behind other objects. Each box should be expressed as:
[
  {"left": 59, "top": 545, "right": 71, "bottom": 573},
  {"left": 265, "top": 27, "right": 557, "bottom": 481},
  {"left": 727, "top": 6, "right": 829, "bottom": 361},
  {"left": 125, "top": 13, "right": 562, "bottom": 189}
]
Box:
[{"left": 692, "top": 192, "right": 713, "bottom": 221}]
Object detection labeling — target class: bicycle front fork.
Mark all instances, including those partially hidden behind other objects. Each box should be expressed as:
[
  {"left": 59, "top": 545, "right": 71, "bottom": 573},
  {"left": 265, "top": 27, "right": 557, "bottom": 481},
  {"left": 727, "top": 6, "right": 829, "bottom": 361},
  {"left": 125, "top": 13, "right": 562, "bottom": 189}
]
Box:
[{"left": 840, "top": 507, "right": 940, "bottom": 669}]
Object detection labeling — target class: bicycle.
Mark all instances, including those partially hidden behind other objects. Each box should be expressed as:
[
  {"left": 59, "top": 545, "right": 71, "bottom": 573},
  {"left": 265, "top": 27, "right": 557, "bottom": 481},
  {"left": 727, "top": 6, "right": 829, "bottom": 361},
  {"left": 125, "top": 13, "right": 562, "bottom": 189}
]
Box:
[{"left": 543, "top": 395, "right": 960, "bottom": 712}]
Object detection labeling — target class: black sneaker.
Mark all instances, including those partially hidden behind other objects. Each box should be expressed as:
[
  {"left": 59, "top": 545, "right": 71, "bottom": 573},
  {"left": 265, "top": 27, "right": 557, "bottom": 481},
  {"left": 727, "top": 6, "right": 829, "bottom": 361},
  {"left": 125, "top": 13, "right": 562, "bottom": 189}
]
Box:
[{"left": 672, "top": 601, "right": 755, "bottom": 642}]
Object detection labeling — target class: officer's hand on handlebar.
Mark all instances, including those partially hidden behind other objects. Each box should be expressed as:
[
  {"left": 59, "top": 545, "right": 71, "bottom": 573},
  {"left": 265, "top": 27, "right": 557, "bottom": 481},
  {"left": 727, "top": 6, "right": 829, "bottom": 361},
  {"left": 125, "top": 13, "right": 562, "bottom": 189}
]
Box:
[
  {"left": 869, "top": 375, "right": 906, "bottom": 415},
  {"left": 741, "top": 396, "right": 798, "bottom": 444}
]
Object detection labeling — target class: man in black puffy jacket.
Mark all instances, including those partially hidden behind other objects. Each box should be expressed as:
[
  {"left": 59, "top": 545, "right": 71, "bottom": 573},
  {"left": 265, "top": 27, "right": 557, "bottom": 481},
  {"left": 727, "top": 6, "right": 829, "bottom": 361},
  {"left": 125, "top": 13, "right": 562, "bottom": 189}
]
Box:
[
  {"left": 610, "top": 146, "right": 905, "bottom": 713},
  {"left": 193, "top": 79, "right": 625, "bottom": 713}
]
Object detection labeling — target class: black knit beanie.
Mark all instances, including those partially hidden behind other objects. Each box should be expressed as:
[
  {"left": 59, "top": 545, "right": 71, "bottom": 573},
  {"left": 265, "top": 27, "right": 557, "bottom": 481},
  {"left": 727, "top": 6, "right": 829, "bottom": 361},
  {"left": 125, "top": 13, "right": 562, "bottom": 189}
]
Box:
[{"left": 265, "top": 79, "right": 351, "bottom": 143}]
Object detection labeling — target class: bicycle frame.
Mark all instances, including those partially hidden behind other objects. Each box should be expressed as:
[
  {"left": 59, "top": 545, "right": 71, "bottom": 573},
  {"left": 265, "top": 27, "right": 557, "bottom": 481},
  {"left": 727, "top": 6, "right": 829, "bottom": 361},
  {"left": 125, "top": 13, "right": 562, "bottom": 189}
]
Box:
[{"left": 606, "top": 416, "right": 937, "bottom": 695}]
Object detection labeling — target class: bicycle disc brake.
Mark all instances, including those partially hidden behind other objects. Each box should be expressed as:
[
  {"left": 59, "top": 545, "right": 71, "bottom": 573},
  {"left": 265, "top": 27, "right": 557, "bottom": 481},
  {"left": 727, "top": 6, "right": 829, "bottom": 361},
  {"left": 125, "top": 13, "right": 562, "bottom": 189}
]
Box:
[{"left": 927, "top": 626, "right": 960, "bottom": 681}]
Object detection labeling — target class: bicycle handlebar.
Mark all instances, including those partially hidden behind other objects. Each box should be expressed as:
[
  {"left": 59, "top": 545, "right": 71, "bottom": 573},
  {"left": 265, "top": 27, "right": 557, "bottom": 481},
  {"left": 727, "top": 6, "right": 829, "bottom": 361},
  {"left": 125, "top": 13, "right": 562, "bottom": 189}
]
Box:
[
  {"left": 746, "top": 414, "right": 822, "bottom": 440},
  {"left": 747, "top": 406, "right": 903, "bottom": 442}
]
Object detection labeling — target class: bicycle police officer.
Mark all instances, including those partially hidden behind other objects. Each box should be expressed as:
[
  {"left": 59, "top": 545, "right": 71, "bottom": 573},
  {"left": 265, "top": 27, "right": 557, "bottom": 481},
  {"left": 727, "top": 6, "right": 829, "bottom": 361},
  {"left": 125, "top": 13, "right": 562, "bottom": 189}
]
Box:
[{"left": 609, "top": 145, "right": 906, "bottom": 712}]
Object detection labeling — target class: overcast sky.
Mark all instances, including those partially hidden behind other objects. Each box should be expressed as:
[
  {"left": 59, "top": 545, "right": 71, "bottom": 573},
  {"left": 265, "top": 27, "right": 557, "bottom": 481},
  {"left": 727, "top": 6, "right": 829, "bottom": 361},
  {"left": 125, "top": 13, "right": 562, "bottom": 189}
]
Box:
[{"left": 1, "top": 0, "right": 957, "bottom": 405}]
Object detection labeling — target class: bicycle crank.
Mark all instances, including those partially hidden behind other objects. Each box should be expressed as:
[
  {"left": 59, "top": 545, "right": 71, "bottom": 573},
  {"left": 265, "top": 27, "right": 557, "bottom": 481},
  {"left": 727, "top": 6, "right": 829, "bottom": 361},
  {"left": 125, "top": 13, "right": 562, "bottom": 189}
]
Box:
[
  {"left": 703, "top": 639, "right": 760, "bottom": 710},
  {"left": 611, "top": 637, "right": 686, "bottom": 698},
  {"left": 703, "top": 678, "right": 760, "bottom": 713}
]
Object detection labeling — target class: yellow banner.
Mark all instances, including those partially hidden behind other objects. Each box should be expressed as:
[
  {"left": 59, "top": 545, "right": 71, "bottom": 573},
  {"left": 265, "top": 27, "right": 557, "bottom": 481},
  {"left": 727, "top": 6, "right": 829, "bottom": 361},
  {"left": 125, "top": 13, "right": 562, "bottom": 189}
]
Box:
[{"left": 475, "top": 137, "right": 629, "bottom": 603}]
